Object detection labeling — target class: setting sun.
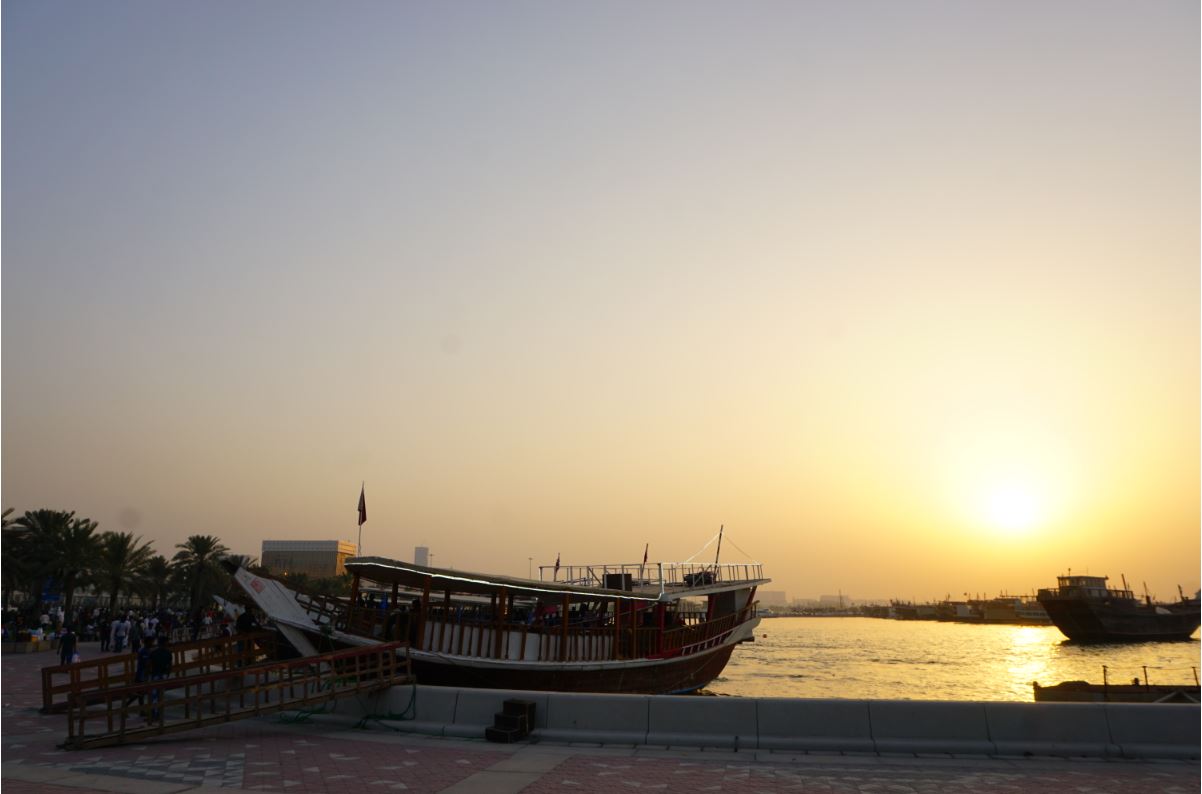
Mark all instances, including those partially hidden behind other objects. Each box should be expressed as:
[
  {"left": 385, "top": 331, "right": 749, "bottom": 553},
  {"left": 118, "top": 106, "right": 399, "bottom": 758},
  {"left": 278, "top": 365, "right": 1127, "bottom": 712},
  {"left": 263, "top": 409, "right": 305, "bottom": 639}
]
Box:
[{"left": 985, "top": 485, "right": 1041, "bottom": 533}]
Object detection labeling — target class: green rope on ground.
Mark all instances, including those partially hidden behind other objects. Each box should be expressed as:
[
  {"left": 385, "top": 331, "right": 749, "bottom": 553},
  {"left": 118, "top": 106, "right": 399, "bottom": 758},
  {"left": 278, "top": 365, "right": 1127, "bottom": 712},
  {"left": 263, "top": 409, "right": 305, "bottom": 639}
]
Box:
[
  {"left": 353, "top": 681, "right": 418, "bottom": 730},
  {"left": 276, "top": 700, "right": 335, "bottom": 723}
]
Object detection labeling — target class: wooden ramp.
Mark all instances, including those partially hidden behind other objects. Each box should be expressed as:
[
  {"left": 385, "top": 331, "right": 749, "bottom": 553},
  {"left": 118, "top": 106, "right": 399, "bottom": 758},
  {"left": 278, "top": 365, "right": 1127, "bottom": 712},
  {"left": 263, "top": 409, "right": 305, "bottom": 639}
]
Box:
[
  {"left": 43, "top": 631, "right": 279, "bottom": 714},
  {"left": 63, "top": 642, "right": 412, "bottom": 750}
]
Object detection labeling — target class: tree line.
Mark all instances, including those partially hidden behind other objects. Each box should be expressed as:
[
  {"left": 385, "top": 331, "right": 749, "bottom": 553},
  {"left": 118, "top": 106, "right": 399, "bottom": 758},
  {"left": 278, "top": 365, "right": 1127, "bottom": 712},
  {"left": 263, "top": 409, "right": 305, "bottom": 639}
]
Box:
[
  {"left": 1, "top": 508, "right": 352, "bottom": 621},
  {"left": 1, "top": 507, "right": 250, "bottom": 619}
]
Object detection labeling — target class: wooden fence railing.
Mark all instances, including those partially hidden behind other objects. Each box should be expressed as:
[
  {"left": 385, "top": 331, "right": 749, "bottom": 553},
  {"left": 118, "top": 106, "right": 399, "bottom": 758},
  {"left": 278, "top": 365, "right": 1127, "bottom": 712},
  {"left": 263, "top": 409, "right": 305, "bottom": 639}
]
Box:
[
  {"left": 65, "top": 641, "right": 411, "bottom": 750},
  {"left": 42, "top": 631, "right": 277, "bottom": 714}
]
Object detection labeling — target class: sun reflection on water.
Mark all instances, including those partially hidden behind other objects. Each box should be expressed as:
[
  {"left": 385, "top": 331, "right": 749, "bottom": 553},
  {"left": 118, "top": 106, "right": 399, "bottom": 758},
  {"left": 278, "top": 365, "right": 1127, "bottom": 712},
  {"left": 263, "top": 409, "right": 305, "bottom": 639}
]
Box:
[{"left": 711, "top": 617, "right": 1201, "bottom": 701}]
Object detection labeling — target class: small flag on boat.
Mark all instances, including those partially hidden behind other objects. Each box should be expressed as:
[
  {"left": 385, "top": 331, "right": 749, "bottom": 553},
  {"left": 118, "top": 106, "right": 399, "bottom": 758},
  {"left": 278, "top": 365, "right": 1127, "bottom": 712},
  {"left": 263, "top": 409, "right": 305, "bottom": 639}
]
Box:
[
  {"left": 643, "top": 543, "right": 649, "bottom": 565},
  {"left": 357, "top": 484, "right": 367, "bottom": 527},
  {"left": 554, "top": 553, "right": 560, "bottom": 574}
]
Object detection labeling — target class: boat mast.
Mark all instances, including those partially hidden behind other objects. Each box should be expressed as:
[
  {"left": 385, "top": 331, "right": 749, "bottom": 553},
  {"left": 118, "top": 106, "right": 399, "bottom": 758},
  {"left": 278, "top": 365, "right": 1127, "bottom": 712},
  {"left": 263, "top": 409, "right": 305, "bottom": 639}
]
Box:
[{"left": 714, "top": 524, "right": 724, "bottom": 567}]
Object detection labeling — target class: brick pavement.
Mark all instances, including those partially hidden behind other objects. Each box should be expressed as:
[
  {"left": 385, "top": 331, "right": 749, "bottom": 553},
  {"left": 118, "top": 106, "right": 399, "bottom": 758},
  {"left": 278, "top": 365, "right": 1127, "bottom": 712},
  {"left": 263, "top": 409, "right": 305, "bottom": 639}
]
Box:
[{"left": 4, "top": 642, "right": 1198, "bottom": 793}]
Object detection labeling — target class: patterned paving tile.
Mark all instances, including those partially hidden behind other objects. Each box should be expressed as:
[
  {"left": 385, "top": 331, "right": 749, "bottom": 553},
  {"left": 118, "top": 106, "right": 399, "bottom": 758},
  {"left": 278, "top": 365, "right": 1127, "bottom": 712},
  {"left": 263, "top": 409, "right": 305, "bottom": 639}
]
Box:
[{"left": 521, "top": 755, "right": 1200, "bottom": 794}]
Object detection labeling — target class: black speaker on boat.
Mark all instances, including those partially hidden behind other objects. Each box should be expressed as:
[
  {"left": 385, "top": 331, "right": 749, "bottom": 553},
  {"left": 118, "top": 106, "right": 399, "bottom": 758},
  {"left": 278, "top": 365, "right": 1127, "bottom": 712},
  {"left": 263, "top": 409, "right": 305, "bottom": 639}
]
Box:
[{"left": 604, "top": 573, "right": 633, "bottom": 591}]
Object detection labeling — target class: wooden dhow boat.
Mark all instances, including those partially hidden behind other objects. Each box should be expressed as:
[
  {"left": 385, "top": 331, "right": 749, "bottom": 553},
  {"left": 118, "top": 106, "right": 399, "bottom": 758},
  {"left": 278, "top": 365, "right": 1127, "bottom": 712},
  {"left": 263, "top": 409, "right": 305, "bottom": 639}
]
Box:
[
  {"left": 232, "top": 554, "right": 768, "bottom": 694},
  {"left": 1036, "top": 574, "right": 1200, "bottom": 643}
]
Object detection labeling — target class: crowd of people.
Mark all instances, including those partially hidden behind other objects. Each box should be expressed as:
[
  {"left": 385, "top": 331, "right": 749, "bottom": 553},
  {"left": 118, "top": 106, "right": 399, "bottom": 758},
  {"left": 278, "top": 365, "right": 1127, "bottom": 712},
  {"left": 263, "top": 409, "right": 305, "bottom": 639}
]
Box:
[{"left": 1, "top": 604, "right": 240, "bottom": 657}]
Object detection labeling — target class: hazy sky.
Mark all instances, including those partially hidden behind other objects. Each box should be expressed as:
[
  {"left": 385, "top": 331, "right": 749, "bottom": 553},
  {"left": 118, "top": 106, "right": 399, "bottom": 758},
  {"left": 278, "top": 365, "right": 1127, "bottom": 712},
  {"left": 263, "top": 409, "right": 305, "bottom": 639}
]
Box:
[{"left": 3, "top": 1, "right": 1198, "bottom": 602}]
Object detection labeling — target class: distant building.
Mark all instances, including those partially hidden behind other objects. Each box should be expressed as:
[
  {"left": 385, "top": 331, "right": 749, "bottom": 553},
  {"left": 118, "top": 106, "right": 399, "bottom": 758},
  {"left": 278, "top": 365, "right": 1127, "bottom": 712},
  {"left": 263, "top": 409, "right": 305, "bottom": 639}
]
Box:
[
  {"left": 819, "top": 593, "right": 849, "bottom": 607},
  {"left": 759, "top": 590, "right": 788, "bottom": 607},
  {"left": 261, "top": 540, "right": 357, "bottom": 578},
  {"left": 415, "top": 546, "right": 429, "bottom": 566}
]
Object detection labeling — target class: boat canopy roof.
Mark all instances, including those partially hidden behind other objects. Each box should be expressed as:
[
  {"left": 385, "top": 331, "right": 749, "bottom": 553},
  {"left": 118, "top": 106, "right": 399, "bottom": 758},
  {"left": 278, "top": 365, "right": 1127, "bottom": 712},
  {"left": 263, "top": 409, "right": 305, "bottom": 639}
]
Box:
[{"left": 345, "top": 556, "right": 769, "bottom": 604}]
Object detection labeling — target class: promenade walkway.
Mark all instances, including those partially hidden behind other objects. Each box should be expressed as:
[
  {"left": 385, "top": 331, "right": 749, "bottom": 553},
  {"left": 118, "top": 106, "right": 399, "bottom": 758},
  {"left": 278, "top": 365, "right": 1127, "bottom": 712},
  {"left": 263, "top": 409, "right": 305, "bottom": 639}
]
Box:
[{"left": 4, "top": 642, "right": 1198, "bottom": 793}]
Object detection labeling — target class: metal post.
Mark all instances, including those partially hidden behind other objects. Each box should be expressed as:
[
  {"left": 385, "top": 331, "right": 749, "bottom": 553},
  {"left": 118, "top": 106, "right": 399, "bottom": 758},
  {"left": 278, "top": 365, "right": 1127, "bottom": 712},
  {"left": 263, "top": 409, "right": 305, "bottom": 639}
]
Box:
[
  {"left": 612, "top": 598, "right": 621, "bottom": 660},
  {"left": 560, "top": 594, "right": 569, "bottom": 662}
]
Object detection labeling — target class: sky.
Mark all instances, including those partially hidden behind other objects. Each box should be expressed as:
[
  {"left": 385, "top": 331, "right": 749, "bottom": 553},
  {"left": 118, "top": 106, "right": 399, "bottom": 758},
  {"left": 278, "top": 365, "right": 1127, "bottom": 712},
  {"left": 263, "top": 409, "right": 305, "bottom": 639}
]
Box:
[{"left": 3, "top": 1, "right": 1198, "bottom": 603}]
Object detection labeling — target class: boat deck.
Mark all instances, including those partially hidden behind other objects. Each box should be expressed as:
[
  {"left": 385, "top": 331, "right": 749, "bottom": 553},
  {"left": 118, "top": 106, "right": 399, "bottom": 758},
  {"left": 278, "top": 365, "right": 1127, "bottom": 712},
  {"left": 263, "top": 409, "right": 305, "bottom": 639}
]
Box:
[{"left": 346, "top": 557, "right": 769, "bottom": 602}]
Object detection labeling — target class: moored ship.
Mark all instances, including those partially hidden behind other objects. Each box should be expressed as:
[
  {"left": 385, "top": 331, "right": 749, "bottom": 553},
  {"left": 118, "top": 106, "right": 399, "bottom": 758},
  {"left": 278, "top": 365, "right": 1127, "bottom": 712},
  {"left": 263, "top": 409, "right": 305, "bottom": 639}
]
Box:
[
  {"left": 1033, "top": 679, "right": 1200, "bottom": 703},
  {"left": 1036, "top": 574, "right": 1200, "bottom": 642},
  {"left": 233, "top": 554, "right": 767, "bottom": 694},
  {"left": 983, "top": 595, "right": 1051, "bottom": 625}
]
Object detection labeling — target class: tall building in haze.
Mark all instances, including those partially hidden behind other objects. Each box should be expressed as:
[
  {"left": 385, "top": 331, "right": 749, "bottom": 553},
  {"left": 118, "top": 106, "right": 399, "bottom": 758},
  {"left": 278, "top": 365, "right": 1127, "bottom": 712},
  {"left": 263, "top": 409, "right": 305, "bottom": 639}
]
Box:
[{"left": 415, "top": 546, "right": 429, "bottom": 567}]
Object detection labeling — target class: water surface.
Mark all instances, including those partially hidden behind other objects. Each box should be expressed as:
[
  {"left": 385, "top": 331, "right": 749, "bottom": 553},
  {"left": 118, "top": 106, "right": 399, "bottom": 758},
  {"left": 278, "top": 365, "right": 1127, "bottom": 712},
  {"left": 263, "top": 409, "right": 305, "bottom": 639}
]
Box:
[{"left": 709, "top": 616, "right": 1200, "bottom": 701}]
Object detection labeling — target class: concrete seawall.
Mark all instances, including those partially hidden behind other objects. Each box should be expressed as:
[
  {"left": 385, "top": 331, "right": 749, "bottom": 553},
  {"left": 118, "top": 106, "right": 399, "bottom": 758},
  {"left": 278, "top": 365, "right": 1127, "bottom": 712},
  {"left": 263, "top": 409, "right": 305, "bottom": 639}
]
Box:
[{"left": 360, "top": 685, "right": 1199, "bottom": 760}]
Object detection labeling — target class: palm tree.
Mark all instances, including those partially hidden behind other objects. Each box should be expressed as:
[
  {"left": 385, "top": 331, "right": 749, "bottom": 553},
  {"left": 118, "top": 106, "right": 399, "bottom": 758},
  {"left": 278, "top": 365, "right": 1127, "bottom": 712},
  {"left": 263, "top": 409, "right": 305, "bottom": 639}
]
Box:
[
  {"left": 13, "top": 510, "right": 100, "bottom": 617},
  {"left": 309, "top": 573, "right": 351, "bottom": 597},
  {"left": 7, "top": 509, "right": 66, "bottom": 615},
  {"left": 2, "top": 508, "right": 29, "bottom": 610},
  {"left": 50, "top": 516, "right": 103, "bottom": 616},
  {"left": 225, "top": 554, "right": 264, "bottom": 574},
  {"left": 139, "top": 555, "right": 174, "bottom": 611},
  {"left": 97, "top": 532, "right": 156, "bottom": 613},
  {"left": 172, "top": 535, "right": 230, "bottom": 617},
  {"left": 283, "top": 571, "right": 312, "bottom": 592}
]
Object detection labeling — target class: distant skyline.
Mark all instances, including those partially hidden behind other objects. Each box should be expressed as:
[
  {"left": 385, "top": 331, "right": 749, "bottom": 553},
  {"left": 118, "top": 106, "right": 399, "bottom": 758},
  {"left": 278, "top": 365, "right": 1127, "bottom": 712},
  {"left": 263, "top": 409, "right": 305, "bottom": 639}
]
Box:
[{"left": 3, "top": 1, "right": 1198, "bottom": 602}]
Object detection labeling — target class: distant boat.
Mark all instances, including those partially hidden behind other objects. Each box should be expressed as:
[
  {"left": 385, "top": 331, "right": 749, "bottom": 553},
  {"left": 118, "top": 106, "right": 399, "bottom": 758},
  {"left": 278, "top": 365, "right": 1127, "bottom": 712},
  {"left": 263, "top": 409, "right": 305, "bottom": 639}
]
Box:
[
  {"left": 1036, "top": 574, "right": 1201, "bottom": 642},
  {"left": 1013, "top": 597, "right": 1052, "bottom": 625},
  {"left": 935, "top": 600, "right": 982, "bottom": 622},
  {"left": 890, "top": 601, "right": 938, "bottom": 620},
  {"left": 983, "top": 595, "right": 1051, "bottom": 625}
]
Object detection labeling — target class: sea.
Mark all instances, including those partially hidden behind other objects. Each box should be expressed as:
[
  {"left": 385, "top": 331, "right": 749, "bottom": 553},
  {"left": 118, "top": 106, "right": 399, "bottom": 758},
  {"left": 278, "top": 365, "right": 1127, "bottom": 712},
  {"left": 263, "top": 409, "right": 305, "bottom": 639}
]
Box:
[{"left": 706, "top": 617, "right": 1201, "bottom": 701}]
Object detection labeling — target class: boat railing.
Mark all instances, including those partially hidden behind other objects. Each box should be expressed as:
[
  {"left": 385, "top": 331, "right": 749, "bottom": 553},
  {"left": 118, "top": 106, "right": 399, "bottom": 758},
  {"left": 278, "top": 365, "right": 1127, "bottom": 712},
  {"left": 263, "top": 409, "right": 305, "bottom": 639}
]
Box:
[
  {"left": 662, "top": 603, "right": 757, "bottom": 657},
  {"left": 539, "top": 561, "right": 764, "bottom": 590},
  {"left": 1039, "top": 585, "right": 1135, "bottom": 601},
  {"left": 674, "top": 610, "right": 709, "bottom": 626},
  {"left": 369, "top": 600, "right": 758, "bottom": 664}
]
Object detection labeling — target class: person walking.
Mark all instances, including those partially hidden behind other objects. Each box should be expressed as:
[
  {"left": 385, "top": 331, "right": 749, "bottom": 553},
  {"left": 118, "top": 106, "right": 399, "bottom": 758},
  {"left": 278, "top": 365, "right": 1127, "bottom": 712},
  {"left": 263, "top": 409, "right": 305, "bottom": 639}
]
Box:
[
  {"left": 125, "top": 641, "right": 152, "bottom": 717},
  {"left": 112, "top": 614, "right": 131, "bottom": 653},
  {"left": 58, "top": 625, "right": 78, "bottom": 666},
  {"left": 148, "top": 636, "right": 172, "bottom": 721},
  {"left": 98, "top": 610, "right": 110, "bottom": 651},
  {"left": 128, "top": 616, "right": 144, "bottom": 654}
]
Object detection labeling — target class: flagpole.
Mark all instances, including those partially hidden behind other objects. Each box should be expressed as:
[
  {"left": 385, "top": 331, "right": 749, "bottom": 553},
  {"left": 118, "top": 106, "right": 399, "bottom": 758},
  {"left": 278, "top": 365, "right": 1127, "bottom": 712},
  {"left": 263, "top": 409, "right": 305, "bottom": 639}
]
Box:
[{"left": 357, "top": 482, "right": 366, "bottom": 557}]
